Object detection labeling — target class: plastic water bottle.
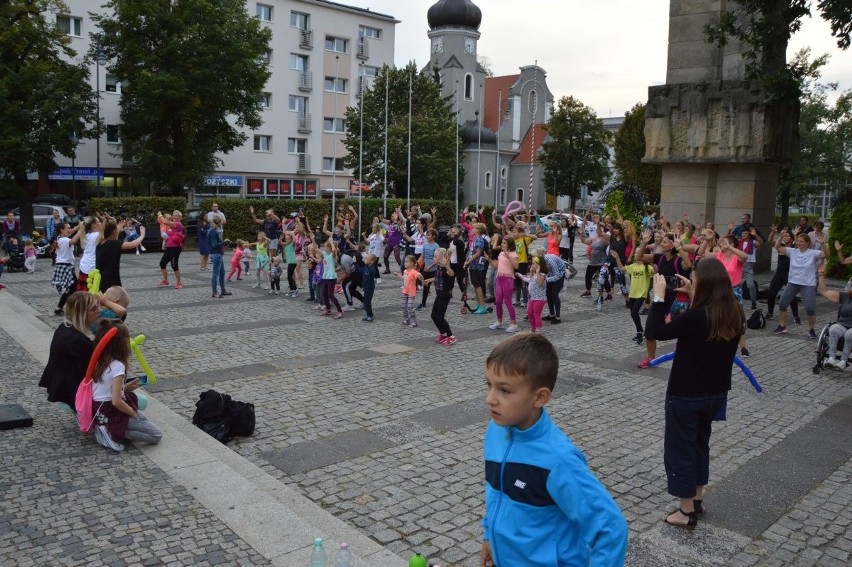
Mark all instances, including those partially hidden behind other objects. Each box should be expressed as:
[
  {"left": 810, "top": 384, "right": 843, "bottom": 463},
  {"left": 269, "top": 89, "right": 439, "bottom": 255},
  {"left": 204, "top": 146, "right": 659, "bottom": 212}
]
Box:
[
  {"left": 333, "top": 542, "right": 352, "bottom": 567},
  {"left": 311, "top": 537, "right": 326, "bottom": 567}
]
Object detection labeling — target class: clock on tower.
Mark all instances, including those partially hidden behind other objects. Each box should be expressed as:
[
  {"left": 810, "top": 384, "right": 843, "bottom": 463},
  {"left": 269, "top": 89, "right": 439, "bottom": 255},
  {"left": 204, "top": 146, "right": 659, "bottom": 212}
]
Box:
[
  {"left": 464, "top": 37, "right": 476, "bottom": 54},
  {"left": 431, "top": 37, "right": 443, "bottom": 53}
]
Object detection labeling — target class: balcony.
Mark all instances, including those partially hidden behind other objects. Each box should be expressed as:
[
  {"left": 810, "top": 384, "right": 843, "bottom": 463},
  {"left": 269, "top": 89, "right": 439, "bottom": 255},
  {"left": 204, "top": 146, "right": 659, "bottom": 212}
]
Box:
[
  {"left": 298, "top": 112, "right": 311, "bottom": 133},
  {"left": 297, "top": 153, "right": 311, "bottom": 174},
  {"left": 299, "top": 29, "right": 313, "bottom": 50},
  {"left": 356, "top": 39, "right": 368, "bottom": 60},
  {"left": 298, "top": 71, "right": 312, "bottom": 92}
]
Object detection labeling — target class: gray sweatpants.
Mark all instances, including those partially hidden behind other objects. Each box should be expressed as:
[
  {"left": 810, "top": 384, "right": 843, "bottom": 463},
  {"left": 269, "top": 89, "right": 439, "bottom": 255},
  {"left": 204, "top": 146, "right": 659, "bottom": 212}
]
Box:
[{"left": 125, "top": 411, "right": 163, "bottom": 444}]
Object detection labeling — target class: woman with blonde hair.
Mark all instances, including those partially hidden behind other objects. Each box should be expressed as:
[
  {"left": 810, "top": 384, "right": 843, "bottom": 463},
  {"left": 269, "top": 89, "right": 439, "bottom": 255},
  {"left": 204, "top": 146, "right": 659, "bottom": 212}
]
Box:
[
  {"left": 157, "top": 210, "right": 185, "bottom": 289},
  {"left": 39, "top": 292, "right": 100, "bottom": 411}
]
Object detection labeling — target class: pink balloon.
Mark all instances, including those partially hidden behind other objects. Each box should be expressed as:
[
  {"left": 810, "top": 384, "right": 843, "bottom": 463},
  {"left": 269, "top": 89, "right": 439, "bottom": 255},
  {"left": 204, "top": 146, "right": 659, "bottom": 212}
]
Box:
[{"left": 502, "top": 200, "right": 524, "bottom": 221}]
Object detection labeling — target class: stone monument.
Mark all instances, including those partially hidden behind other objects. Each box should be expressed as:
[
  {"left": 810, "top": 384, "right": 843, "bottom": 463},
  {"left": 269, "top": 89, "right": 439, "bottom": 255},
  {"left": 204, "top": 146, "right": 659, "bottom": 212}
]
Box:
[{"left": 645, "top": 1, "right": 799, "bottom": 270}]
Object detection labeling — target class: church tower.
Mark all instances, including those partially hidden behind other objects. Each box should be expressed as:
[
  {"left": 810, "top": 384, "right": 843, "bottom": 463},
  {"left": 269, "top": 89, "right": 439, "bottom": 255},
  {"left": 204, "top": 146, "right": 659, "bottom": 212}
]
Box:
[{"left": 426, "top": 0, "right": 486, "bottom": 124}]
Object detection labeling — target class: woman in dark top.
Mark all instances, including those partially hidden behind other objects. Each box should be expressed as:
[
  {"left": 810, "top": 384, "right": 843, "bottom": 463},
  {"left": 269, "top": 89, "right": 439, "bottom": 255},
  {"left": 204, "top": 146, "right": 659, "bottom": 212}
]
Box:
[
  {"left": 96, "top": 218, "right": 146, "bottom": 292},
  {"left": 650, "top": 257, "right": 743, "bottom": 529},
  {"left": 39, "top": 292, "right": 100, "bottom": 410},
  {"left": 764, "top": 225, "right": 800, "bottom": 322},
  {"left": 197, "top": 214, "right": 210, "bottom": 271}
]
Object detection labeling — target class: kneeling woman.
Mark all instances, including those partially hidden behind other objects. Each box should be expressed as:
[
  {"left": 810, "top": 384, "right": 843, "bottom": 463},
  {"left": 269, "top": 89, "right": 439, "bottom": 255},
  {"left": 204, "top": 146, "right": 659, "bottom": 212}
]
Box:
[
  {"left": 90, "top": 319, "right": 162, "bottom": 452},
  {"left": 650, "top": 258, "right": 743, "bottom": 529}
]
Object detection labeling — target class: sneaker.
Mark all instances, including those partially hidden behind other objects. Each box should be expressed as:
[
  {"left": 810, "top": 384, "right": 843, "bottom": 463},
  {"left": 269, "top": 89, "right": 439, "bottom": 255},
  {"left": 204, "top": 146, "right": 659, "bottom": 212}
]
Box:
[
  {"left": 825, "top": 357, "right": 839, "bottom": 368},
  {"left": 292, "top": 289, "right": 300, "bottom": 297},
  {"left": 506, "top": 324, "right": 519, "bottom": 333},
  {"left": 376, "top": 278, "right": 382, "bottom": 284},
  {"left": 550, "top": 317, "right": 561, "bottom": 325},
  {"left": 314, "top": 303, "right": 324, "bottom": 309},
  {"left": 637, "top": 357, "right": 652, "bottom": 369},
  {"left": 322, "top": 308, "right": 331, "bottom": 316},
  {"left": 401, "top": 319, "right": 410, "bottom": 326},
  {"left": 772, "top": 325, "right": 787, "bottom": 335},
  {"left": 519, "top": 302, "right": 527, "bottom": 308},
  {"left": 408, "top": 321, "right": 418, "bottom": 328},
  {"left": 95, "top": 425, "right": 124, "bottom": 452},
  {"left": 222, "top": 291, "right": 232, "bottom": 296},
  {"left": 794, "top": 317, "right": 802, "bottom": 325},
  {"left": 473, "top": 306, "right": 490, "bottom": 315},
  {"left": 435, "top": 333, "right": 448, "bottom": 343},
  {"left": 605, "top": 294, "right": 613, "bottom": 301},
  {"left": 342, "top": 305, "right": 355, "bottom": 312},
  {"left": 442, "top": 336, "right": 457, "bottom": 345},
  {"left": 269, "top": 289, "right": 274, "bottom": 295},
  {"left": 334, "top": 311, "right": 343, "bottom": 319},
  {"left": 751, "top": 303, "right": 758, "bottom": 310},
  {"left": 362, "top": 316, "right": 374, "bottom": 322},
  {"left": 808, "top": 329, "right": 817, "bottom": 339},
  {"left": 157, "top": 280, "right": 169, "bottom": 287},
  {"left": 636, "top": 332, "right": 644, "bottom": 345},
  {"left": 252, "top": 283, "right": 260, "bottom": 289},
  {"left": 415, "top": 304, "right": 425, "bottom": 311},
  {"left": 542, "top": 314, "right": 554, "bottom": 321},
  {"left": 740, "top": 348, "right": 750, "bottom": 357},
  {"left": 355, "top": 302, "right": 364, "bottom": 309},
  {"left": 594, "top": 297, "right": 603, "bottom": 305},
  {"left": 485, "top": 297, "right": 495, "bottom": 304},
  {"left": 334, "top": 284, "right": 343, "bottom": 294},
  {"left": 489, "top": 322, "right": 504, "bottom": 330},
  {"left": 765, "top": 313, "right": 774, "bottom": 320},
  {"left": 580, "top": 291, "right": 592, "bottom": 298}
]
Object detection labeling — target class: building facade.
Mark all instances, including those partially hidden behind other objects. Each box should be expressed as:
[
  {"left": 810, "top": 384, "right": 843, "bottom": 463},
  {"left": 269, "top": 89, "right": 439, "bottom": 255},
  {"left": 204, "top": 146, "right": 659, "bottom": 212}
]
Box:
[
  {"left": 425, "top": 0, "right": 554, "bottom": 212},
  {"left": 40, "top": 0, "right": 397, "bottom": 204}
]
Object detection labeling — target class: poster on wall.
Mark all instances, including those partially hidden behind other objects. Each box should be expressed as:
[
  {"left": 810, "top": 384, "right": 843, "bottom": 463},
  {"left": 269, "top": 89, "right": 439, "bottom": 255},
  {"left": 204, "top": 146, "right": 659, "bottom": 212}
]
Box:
[
  {"left": 306, "top": 180, "right": 317, "bottom": 197},
  {"left": 294, "top": 180, "right": 304, "bottom": 196},
  {"left": 266, "top": 179, "right": 279, "bottom": 196},
  {"left": 248, "top": 178, "right": 263, "bottom": 195},
  {"left": 280, "top": 180, "right": 292, "bottom": 198}
]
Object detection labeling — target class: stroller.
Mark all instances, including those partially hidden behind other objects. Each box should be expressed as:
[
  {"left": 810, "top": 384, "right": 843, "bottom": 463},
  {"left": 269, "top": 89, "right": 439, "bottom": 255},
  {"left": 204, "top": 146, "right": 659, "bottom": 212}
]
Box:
[{"left": 1, "top": 233, "right": 25, "bottom": 272}]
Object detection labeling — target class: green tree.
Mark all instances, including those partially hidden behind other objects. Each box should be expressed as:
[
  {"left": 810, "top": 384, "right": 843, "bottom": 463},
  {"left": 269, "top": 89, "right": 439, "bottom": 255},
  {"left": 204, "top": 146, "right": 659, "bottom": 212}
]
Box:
[
  {"left": 0, "top": 0, "right": 98, "bottom": 232},
  {"left": 94, "top": 0, "right": 271, "bottom": 193},
  {"left": 777, "top": 49, "right": 851, "bottom": 225},
  {"left": 540, "top": 96, "right": 611, "bottom": 210},
  {"left": 613, "top": 102, "right": 662, "bottom": 204},
  {"left": 343, "top": 62, "right": 462, "bottom": 202}
]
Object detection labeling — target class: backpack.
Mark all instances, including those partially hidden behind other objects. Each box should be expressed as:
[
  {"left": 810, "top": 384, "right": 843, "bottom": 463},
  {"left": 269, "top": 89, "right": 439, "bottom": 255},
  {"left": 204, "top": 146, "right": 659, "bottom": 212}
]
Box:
[
  {"left": 76, "top": 326, "right": 119, "bottom": 433},
  {"left": 747, "top": 308, "right": 766, "bottom": 330},
  {"left": 192, "top": 389, "right": 255, "bottom": 444}
]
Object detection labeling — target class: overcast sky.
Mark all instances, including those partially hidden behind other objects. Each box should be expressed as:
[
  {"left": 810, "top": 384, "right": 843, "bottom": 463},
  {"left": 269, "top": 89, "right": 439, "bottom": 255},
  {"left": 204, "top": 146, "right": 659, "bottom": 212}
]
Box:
[{"left": 357, "top": 0, "right": 852, "bottom": 118}]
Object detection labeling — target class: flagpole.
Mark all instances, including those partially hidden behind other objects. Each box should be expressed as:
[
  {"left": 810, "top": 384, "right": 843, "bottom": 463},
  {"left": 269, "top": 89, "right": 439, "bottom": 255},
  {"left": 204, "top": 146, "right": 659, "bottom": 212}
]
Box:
[
  {"left": 358, "top": 62, "right": 364, "bottom": 239},
  {"left": 406, "top": 69, "right": 412, "bottom": 210},
  {"left": 476, "top": 82, "right": 482, "bottom": 211},
  {"left": 495, "top": 89, "right": 501, "bottom": 209},
  {"left": 455, "top": 80, "right": 459, "bottom": 220},
  {"left": 383, "top": 66, "right": 389, "bottom": 217},
  {"left": 332, "top": 55, "right": 340, "bottom": 218}
]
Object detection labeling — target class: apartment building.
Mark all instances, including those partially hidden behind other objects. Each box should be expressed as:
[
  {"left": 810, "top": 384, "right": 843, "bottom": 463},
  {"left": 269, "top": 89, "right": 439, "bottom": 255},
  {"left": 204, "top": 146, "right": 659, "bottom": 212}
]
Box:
[{"left": 43, "top": 0, "right": 397, "bottom": 203}]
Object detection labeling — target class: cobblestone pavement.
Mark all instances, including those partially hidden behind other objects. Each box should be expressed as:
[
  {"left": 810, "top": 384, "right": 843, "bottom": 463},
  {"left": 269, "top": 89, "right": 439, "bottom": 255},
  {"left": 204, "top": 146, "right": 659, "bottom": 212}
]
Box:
[{"left": 1, "top": 245, "right": 851, "bottom": 566}]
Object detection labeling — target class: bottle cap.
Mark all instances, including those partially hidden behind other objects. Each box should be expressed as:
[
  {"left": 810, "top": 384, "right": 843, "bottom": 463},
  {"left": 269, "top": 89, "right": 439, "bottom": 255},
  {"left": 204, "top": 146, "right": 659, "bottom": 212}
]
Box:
[
  {"left": 340, "top": 542, "right": 349, "bottom": 549},
  {"left": 315, "top": 537, "right": 322, "bottom": 545}
]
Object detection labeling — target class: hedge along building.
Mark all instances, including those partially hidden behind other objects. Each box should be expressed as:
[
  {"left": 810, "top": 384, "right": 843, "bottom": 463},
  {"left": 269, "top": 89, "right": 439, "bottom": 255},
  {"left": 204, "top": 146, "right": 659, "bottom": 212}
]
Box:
[
  {"left": 32, "top": 0, "right": 397, "bottom": 205},
  {"left": 424, "top": 0, "right": 555, "bottom": 212}
]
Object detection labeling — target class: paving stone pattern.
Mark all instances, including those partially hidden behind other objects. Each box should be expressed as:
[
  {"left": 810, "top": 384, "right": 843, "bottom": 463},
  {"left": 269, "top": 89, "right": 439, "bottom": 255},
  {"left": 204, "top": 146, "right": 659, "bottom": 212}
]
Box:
[{"left": 2, "top": 249, "right": 851, "bottom": 565}]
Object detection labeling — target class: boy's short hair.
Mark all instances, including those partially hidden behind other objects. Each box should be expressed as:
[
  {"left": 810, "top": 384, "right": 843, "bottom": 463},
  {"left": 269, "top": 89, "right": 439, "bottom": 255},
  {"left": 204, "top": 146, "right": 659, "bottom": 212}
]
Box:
[
  {"left": 104, "top": 285, "right": 130, "bottom": 307},
  {"left": 486, "top": 334, "right": 558, "bottom": 391}
]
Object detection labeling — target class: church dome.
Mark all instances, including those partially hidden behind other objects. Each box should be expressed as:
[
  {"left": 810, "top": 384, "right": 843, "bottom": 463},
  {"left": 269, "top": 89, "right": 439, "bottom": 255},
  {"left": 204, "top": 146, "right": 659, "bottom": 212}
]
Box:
[
  {"left": 427, "top": 0, "right": 482, "bottom": 30},
  {"left": 460, "top": 120, "right": 496, "bottom": 146}
]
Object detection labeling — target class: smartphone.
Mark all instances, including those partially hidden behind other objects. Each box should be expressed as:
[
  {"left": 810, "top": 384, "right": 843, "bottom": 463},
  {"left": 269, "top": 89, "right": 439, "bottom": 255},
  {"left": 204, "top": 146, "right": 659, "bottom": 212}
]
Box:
[
  {"left": 124, "top": 375, "right": 148, "bottom": 385},
  {"left": 666, "top": 276, "right": 681, "bottom": 290}
]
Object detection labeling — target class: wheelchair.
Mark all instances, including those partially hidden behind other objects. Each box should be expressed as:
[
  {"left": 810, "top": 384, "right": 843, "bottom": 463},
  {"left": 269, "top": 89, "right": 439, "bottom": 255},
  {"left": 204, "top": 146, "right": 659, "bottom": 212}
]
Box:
[{"left": 813, "top": 321, "right": 846, "bottom": 374}]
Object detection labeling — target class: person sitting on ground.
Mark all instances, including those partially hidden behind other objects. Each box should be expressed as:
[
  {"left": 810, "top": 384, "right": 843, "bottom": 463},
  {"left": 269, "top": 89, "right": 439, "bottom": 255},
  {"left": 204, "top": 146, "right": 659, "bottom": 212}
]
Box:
[
  {"left": 482, "top": 333, "right": 628, "bottom": 566},
  {"left": 39, "top": 291, "right": 99, "bottom": 411}
]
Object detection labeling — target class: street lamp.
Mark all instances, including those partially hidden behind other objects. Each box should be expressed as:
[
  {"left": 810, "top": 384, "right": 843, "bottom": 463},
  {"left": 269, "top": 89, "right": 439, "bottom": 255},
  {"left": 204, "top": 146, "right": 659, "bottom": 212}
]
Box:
[
  {"left": 331, "top": 55, "right": 339, "bottom": 218},
  {"left": 95, "top": 34, "right": 107, "bottom": 194}
]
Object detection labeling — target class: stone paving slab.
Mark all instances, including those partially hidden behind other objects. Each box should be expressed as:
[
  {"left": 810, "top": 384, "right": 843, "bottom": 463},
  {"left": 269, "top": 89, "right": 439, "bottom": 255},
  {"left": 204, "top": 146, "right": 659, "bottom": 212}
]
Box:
[{"left": 2, "top": 246, "right": 852, "bottom": 566}]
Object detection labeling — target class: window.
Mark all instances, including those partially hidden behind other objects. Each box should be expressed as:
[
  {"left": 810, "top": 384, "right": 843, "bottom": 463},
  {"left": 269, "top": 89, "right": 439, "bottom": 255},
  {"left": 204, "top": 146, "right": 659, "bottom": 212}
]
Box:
[
  {"left": 500, "top": 166, "right": 508, "bottom": 188},
  {"left": 256, "top": 3, "right": 273, "bottom": 22},
  {"left": 359, "top": 25, "right": 381, "bottom": 40},
  {"left": 322, "top": 157, "right": 345, "bottom": 172},
  {"left": 287, "top": 138, "right": 307, "bottom": 154},
  {"left": 323, "top": 117, "right": 345, "bottom": 133},
  {"left": 500, "top": 188, "right": 507, "bottom": 206},
  {"left": 288, "top": 95, "right": 307, "bottom": 113},
  {"left": 516, "top": 188, "right": 524, "bottom": 202},
  {"left": 289, "top": 53, "right": 308, "bottom": 71},
  {"left": 529, "top": 90, "right": 538, "bottom": 113},
  {"left": 324, "top": 77, "right": 347, "bottom": 93},
  {"left": 254, "top": 135, "right": 272, "bottom": 152},
  {"left": 106, "top": 125, "right": 120, "bottom": 144},
  {"left": 360, "top": 65, "right": 379, "bottom": 77},
  {"left": 464, "top": 74, "right": 473, "bottom": 101},
  {"left": 56, "top": 15, "right": 82, "bottom": 36},
  {"left": 259, "top": 92, "right": 271, "bottom": 108},
  {"left": 485, "top": 171, "right": 492, "bottom": 190},
  {"left": 324, "top": 36, "right": 348, "bottom": 53},
  {"left": 290, "top": 11, "right": 309, "bottom": 30},
  {"left": 258, "top": 49, "right": 272, "bottom": 65},
  {"left": 105, "top": 74, "right": 121, "bottom": 93}
]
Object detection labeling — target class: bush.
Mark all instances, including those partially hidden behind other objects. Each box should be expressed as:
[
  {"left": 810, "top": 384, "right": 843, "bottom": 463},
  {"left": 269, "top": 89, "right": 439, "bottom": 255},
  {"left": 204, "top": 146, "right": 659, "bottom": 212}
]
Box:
[
  {"left": 827, "top": 204, "right": 852, "bottom": 278},
  {"left": 88, "top": 196, "right": 189, "bottom": 227}
]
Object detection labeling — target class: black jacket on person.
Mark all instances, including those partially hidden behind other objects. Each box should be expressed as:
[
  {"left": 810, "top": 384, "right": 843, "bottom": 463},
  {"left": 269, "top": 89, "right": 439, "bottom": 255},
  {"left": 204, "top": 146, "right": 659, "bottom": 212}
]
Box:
[{"left": 38, "top": 324, "right": 94, "bottom": 408}]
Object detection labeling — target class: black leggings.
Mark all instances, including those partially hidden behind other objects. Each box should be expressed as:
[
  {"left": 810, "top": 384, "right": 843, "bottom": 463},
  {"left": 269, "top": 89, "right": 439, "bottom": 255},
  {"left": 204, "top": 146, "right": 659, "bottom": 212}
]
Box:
[
  {"left": 383, "top": 244, "right": 402, "bottom": 272},
  {"left": 451, "top": 263, "right": 466, "bottom": 293},
  {"left": 287, "top": 264, "right": 297, "bottom": 291},
  {"left": 159, "top": 247, "right": 182, "bottom": 271},
  {"left": 431, "top": 294, "right": 452, "bottom": 336},
  {"left": 585, "top": 264, "right": 602, "bottom": 291},
  {"left": 420, "top": 270, "right": 436, "bottom": 307},
  {"left": 628, "top": 298, "right": 644, "bottom": 333},
  {"left": 766, "top": 272, "right": 799, "bottom": 318},
  {"left": 546, "top": 276, "right": 564, "bottom": 317}
]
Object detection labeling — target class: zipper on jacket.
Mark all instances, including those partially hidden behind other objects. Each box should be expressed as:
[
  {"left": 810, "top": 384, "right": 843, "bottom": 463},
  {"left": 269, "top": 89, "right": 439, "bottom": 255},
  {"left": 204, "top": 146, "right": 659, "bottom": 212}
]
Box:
[{"left": 491, "top": 427, "right": 514, "bottom": 564}]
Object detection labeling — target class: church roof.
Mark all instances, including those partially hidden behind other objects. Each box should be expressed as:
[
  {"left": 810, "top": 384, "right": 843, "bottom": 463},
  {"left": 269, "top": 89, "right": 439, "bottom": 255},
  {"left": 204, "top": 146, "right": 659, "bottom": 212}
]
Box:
[
  {"left": 512, "top": 124, "right": 548, "bottom": 165},
  {"left": 483, "top": 75, "right": 519, "bottom": 131},
  {"left": 427, "top": 0, "right": 482, "bottom": 30}
]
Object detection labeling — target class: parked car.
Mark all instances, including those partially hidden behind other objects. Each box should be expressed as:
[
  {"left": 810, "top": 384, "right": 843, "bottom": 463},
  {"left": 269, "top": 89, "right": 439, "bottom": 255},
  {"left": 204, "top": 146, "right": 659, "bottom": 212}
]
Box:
[
  {"left": 185, "top": 208, "right": 201, "bottom": 240},
  {"left": 33, "top": 194, "right": 88, "bottom": 215},
  {"left": 11, "top": 204, "right": 68, "bottom": 234}
]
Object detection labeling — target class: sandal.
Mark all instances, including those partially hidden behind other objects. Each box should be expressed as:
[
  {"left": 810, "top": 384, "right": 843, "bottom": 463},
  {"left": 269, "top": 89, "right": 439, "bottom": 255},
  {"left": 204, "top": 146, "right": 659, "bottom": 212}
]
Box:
[
  {"left": 663, "top": 508, "right": 697, "bottom": 530},
  {"left": 693, "top": 499, "right": 704, "bottom": 514}
]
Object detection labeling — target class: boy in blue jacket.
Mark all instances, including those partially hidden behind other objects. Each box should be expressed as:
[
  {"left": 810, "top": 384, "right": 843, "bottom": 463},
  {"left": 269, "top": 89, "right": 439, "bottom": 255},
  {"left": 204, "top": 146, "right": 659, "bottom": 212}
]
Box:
[{"left": 482, "top": 333, "right": 628, "bottom": 566}]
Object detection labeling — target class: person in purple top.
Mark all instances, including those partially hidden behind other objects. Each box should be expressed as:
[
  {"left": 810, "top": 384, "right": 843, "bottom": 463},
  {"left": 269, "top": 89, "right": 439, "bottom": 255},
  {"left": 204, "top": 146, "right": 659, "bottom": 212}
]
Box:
[{"left": 381, "top": 208, "right": 404, "bottom": 274}]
